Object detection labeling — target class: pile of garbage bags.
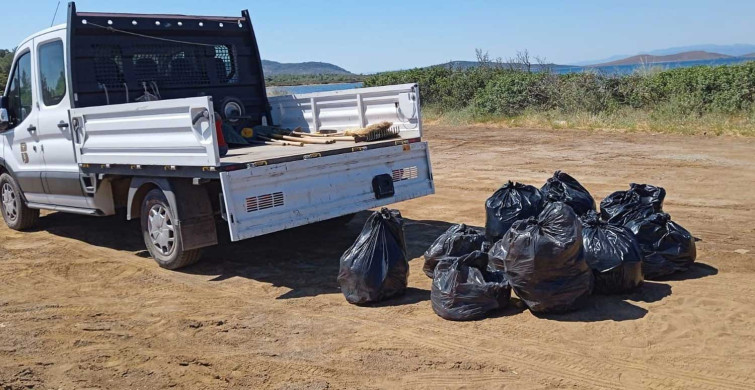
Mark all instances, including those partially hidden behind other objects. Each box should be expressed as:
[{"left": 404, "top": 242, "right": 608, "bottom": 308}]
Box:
[
  {"left": 428, "top": 171, "right": 695, "bottom": 319},
  {"left": 337, "top": 171, "right": 697, "bottom": 321}
]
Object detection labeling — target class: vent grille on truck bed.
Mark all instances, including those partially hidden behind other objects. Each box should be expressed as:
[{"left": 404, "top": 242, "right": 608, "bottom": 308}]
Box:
[
  {"left": 392, "top": 166, "right": 419, "bottom": 182},
  {"left": 246, "top": 192, "right": 285, "bottom": 213}
]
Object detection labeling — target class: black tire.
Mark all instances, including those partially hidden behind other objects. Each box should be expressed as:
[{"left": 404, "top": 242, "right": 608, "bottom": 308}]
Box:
[
  {"left": 0, "top": 173, "right": 39, "bottom": 231},
  {"left": 140, "top": 188, "right": 202, "bottom": 270}
]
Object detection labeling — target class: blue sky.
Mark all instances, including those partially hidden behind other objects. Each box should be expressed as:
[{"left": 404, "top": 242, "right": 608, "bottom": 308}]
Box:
[{"left": 2, "top": 0, "right": 754, "bottom": 73}]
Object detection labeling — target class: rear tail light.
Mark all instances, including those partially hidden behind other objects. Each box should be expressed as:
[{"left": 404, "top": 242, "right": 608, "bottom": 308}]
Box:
[{"left": 215, "top": 114, "right": 228, "bottom": 156}]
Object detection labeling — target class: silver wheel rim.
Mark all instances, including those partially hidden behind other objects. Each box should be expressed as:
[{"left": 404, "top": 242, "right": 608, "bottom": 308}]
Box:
[
  {"left": 1, "top": 182, "right": 18, "bottom": 223},
  {"left": 147, "top": 204, "right": 175, "bottom": 256}
]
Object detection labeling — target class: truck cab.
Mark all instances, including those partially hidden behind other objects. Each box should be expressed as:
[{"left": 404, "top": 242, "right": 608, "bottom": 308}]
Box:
[
  {"left": 1, "top": 25, "right": 80, "bottom": 211},
  {"left": 0, "top": 3, "right": 434, "bottom": 269}
]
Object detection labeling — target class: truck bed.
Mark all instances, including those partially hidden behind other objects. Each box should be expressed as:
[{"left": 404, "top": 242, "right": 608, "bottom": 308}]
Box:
[{"left": 69, "top": 83, "right": 422, "bottom": 170}]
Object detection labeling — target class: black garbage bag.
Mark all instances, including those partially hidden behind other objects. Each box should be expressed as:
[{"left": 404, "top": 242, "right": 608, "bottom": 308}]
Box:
[
  {"left": 337, "top": 208, "right": 409, "bottom": 304},
  {"left": 581, "top": 211, "right": 644, "bottom": 294},
  {"left": 600, "top": 183, "right": 666, "bottom": 226},
  {"left": 625, "top": 213, "right": 696, "bottom": 280},
  {"left": 489, "top": 202, "right": 593, "bottom": 313},
  {"left": 423, "top": 224, "right": 486, "bottom": 278},
  {"left": 431, "top": 251, "right": 511, "bottom": 321},
  {"left": 541, "top": 171, "right": 596, "bottom": 216},
  {"left": 485, "top": 181, "right": 543, "bottom": 241}
]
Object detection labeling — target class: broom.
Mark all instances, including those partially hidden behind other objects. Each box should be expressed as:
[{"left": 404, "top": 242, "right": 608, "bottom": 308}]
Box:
[{"left": 344, "top": 121, "right": 400, "bottom": 142}]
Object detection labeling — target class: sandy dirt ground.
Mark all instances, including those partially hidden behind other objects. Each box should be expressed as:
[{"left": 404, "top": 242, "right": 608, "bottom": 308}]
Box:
[{"left": 1, "top": 125, "right": 754, "bottom": 389}]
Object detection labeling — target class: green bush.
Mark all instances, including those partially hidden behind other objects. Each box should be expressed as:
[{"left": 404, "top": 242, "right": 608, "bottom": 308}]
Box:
[
  {"left": 364, "top": 61, "right": 755, "bottom": 119},
  {"left": 471, "top": 71, "right": 543, "bottom": 116}
]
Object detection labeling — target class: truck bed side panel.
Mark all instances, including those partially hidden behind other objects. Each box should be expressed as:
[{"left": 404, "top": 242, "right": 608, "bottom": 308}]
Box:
[
  {"left": 68, "top": 96, "right": 219, "bottom": 167},
  {"left": 269, "top": 83, "right": 422, "bottom": 138}
]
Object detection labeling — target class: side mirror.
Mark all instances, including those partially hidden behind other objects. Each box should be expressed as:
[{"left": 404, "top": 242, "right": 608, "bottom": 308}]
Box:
[
  {"left": 0, "top": 96, "right": 8, "bottom": 131},
  {"left": 0, "top": 108, "right": 8, "bottom": 132}
]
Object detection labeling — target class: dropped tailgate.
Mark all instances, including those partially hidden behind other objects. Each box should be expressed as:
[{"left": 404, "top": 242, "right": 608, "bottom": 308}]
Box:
[{"left": 220, "top": 142, "right": 434, "bottom": 241}]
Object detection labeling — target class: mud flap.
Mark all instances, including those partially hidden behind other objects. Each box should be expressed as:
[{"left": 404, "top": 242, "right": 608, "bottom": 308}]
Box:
[{"left": 171, "top": 180, "right": 218, "bottom": 251}]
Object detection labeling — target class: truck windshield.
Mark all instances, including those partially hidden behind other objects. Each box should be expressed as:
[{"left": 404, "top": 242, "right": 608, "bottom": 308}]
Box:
[{"left": 7, "top": 51, "right": 33, "bottom": 127}]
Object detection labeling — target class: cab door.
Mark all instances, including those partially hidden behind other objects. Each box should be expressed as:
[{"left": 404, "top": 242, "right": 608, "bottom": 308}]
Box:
[
  {"left": 35, "top": 28, "right": 89, "bottom": 208},
  {"left": 1, "top": 39, "right": 47, "bottom": 204}
]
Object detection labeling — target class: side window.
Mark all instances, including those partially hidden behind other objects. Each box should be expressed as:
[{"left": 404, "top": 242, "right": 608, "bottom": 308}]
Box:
[
  {"left": 7, "top": 51, "right": 33, "bottom": 127},
  {"left": 39, "top": 41, "right": 66, "bottom": 106}
]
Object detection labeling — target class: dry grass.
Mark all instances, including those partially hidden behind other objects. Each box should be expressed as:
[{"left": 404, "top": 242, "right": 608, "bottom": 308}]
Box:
[{"left": 422, "top": 105, "right": 755, "bottom": 136}]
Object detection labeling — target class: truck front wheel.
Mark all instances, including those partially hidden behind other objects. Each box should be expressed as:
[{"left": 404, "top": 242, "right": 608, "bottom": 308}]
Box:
[
  {"left": 141, "top": 188, "right": 202, "bottom": 270},
  {"left": 0, "top": 173, "right": 39, "bottom": 231}
]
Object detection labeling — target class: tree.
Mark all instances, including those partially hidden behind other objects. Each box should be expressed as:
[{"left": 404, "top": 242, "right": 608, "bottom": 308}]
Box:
[
  {"left": 507, "top": 50, "right": 532, "bottom": 73},
  {"left": 475, "top": 48, "right": 504, "bottom": 69},
  {"left": 0, "top": 49, "right": 17, "bottom": 91}
]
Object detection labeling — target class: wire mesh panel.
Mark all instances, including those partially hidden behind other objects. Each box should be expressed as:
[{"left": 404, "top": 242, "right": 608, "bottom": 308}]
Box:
[{"left": 89, "top": 43, "right": 240, "bottom": 90}]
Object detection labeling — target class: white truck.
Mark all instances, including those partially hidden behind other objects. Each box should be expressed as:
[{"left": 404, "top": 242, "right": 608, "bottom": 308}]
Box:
[{"left": 0, "top": 3, "right": 434, "bottom": 269}]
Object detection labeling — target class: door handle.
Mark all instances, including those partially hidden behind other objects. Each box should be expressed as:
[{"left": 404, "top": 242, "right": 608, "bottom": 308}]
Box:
[
  {"left": 27, "top": 125, "right": 36, "bottom": 132},
  {"left": 57, "top": 122, "right": 69, "bottom": 129}
]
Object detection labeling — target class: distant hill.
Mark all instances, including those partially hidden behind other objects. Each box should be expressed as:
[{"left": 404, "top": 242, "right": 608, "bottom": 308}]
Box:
[
  {"left": 434, "top": 60, "right": 573, "bottom": 72},
  {"left": 743, "top": 53, "right": 755, "bottom": 58},
  {"left": 262, "top": 60, "right": 353, "bottom": 76},
  {"left": 595, "top": 51, "right": 732, "bottom": 66},
  {"left": 646, "top": 44, "right": 755, "bottom": 57},
  {"left": 576, "top": 44, "right": 755, "bottom": 66},
  {"left": 439, "top": 61, "right": 482, "bottom": 69}
]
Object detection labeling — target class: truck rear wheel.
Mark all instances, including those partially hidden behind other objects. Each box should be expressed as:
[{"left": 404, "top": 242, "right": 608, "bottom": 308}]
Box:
[
  {"left": 141, "top": 188, "right": 202, "bottom": 270},
  {"left": 0, "top": 173, "right": 39, "bottom": 231}
]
